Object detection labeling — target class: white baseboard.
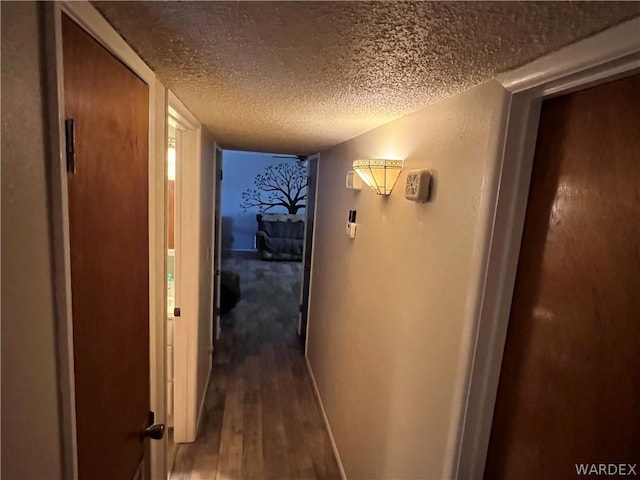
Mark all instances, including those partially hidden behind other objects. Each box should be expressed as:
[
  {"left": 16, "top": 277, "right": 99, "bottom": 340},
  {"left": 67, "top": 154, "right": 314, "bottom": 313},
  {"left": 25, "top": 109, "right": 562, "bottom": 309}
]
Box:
[{"left": 305, "top": 357, "right": 347, "bottom": 480}]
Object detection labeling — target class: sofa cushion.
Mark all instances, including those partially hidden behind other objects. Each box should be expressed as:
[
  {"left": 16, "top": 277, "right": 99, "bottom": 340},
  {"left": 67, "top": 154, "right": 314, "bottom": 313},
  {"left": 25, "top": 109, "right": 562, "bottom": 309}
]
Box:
[
  {"left": 257, "top": 233, "right": 303, "bottom": 257},
  {"left": 257, "top": 215, "right": 305, "bottom": 240}
]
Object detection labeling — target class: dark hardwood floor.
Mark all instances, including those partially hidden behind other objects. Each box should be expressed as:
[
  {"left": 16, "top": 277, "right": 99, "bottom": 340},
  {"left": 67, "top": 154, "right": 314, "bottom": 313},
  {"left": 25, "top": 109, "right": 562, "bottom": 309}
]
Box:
[{"left": 171, "top": 255, "right": 341, "bottom": 480}]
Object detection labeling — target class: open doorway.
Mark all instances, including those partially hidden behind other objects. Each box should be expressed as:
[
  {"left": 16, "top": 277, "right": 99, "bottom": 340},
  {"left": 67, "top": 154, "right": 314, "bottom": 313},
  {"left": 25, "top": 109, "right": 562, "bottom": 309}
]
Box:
[
  {"left": 219, "top": 150, "right": 308, "bottom": 347},
  {"left": 166, "top": 95, "right": 215, "bottom": 470},
  {"left": 165, "top": 119, "right": 179, "bottom": 472},
  {"left": 169, "top": 150, "right": 339, "bottom": 478}
]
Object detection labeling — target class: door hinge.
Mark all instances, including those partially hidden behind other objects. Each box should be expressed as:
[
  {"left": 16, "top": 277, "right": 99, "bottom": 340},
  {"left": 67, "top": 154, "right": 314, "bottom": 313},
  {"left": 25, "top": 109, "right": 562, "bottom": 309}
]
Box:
[
  {"left": 219, "top": 170, "right": 223, "bottom": 181},
  {"left": 65, "top": 119, "right": 76, "bottom": 174},
  {"left": 299, "top": 304, "right": 304, "bottom": 313}
]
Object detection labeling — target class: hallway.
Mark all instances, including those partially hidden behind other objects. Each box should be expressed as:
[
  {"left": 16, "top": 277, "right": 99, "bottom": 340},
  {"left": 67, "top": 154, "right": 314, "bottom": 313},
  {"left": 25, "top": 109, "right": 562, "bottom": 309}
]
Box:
[
  {"left": 5, "top": 3, "right": 640, "bottom": 479},
  {"left": 171, "top": 256, "right": 341, "bottom": 480}
]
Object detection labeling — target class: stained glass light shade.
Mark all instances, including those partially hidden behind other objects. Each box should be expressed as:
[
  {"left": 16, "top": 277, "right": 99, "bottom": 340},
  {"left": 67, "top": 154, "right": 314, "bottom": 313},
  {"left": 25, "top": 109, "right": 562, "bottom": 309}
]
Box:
[{"left": 352, "top": 159, "right": 404, "bottom": 195}]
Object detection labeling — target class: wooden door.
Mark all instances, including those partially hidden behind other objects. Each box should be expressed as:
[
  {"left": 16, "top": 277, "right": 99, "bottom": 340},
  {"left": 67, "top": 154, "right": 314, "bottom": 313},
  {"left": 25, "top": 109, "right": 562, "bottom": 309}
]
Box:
[
  {"left": 484, "top": 74, "right": 640, "bottom": 478},
  {"left": 299, "top": 156, "right": 318, "bottom": 350},
  {"left": 63, "top": 15, "right": 151, "bottom": 480}
]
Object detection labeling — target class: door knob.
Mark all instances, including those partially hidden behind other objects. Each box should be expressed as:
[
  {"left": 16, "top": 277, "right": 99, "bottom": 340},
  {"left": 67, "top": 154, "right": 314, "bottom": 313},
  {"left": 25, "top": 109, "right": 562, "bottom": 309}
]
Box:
[
  {"left": 141, "top": 411, "right": 165, "bottom": 441},
  {"left": 142, "top": 423, "right": 165, "bottom": 440}
]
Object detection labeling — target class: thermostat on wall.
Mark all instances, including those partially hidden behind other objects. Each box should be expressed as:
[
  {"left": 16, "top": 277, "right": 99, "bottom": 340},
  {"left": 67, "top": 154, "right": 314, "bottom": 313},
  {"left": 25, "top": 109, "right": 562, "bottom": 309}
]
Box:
[{"left": 404, "top": 169, "right": 432, "bottom": 202}]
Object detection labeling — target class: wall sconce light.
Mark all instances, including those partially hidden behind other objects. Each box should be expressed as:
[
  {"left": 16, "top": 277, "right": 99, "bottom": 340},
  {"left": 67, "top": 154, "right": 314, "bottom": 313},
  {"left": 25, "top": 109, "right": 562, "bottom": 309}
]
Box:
[{"left": 352, "top": 159, "right": 404, "bottom": 195}]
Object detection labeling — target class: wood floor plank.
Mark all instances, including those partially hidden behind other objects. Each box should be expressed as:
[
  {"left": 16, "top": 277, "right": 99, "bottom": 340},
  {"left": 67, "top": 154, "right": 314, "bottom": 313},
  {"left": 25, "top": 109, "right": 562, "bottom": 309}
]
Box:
[
  {"left": 276, "top": 347, "right": 317, "bottom": 480},
  {"left": 189, "top": 451, "right": 218, "bottom": 480},
  {"left": 216, "top": 389, "right": 244, "bottom": 480},
  {"left": 260, "top": 345, "right": 292, "bottom": 479},
  {"left": 241, "top": 388, "right": 264, "bottom": 479},
  {"left": 203, "top": 390, "right": 226, "bottom": 454},
  {"left": 172, "top": 441, "right": 198, "bottom": 480},
  {"left": 244, "top": 355, "right": 261, "bottom": 391}
]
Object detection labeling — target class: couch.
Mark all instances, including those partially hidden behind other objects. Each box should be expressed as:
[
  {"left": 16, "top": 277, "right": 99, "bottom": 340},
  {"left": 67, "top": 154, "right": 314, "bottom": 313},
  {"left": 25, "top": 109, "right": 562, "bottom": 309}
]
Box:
[{"left": 255, "top": 213, "right": 304, "bottom": 261}]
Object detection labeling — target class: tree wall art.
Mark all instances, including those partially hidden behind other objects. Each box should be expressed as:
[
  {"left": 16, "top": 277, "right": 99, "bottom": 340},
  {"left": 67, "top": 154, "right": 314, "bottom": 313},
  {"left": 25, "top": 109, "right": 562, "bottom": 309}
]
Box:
[{"left": 240, "top": 162, "right": 307, "bottom": 214}]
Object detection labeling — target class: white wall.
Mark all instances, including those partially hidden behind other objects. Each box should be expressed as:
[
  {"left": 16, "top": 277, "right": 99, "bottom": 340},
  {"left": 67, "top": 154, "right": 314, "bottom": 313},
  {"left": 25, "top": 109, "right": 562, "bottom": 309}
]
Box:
[
  {"left": 1, "top": 2, "right": 64, "bottom": 478},
  {"left": 307, "top": 80, "right": 508, "bottom": 479}
]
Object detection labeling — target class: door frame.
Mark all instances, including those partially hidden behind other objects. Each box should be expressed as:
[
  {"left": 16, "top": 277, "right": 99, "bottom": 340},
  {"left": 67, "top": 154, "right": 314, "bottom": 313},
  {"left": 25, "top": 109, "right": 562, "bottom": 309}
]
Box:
[
  {"left": 213, "top": 145, "right": 223, "bottom": 343},
  {"left": 299, "top": 153, "right": 320, "bottom": 353},
  {"left": 165, "top": 115, "right": 182, "bottom": 434},
  {"left": 453, "top": 17, "right": 640, "bottom": 479},
  {"left": 44, "top": 2, "right": 168, "bottom": 478},
  {"left": 167, "top": 92, "right": 207, "bottom": 444}
]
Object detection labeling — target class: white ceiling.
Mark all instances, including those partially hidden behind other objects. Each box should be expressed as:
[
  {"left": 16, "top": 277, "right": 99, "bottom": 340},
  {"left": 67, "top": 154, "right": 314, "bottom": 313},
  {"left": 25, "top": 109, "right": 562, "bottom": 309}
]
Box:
[{"left": 94, "top": 1, "right": 640, "bottom": 155}]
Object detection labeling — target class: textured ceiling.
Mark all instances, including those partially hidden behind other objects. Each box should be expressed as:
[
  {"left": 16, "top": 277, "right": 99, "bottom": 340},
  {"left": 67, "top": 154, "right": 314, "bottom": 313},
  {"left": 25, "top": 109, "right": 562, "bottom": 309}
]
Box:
[{"left": 94, "top": 1, "right": 640, "bottom": 155}]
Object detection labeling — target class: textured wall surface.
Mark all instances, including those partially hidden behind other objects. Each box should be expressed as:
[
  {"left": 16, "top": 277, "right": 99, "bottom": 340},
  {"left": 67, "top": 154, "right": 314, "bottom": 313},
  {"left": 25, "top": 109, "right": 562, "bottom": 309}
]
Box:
[
  {"left": 94, "top": 1, "right": 640, "bottom": 154},
  {"left": 1, "top": 2, "right": 64, "bottom": 479},
  {"left": 307, "top": 80, "right": 508, "bottom": 479}
]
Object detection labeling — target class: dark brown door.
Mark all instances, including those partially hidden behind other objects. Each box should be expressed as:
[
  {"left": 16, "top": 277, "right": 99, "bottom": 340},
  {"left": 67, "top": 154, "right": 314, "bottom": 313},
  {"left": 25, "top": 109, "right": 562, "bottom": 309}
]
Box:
[
  {"left": 63, "top": 15, "right": 150, "bottom": 480},
  {"left": 484, "top": 74, "right": 640, "bottom": 479}
]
